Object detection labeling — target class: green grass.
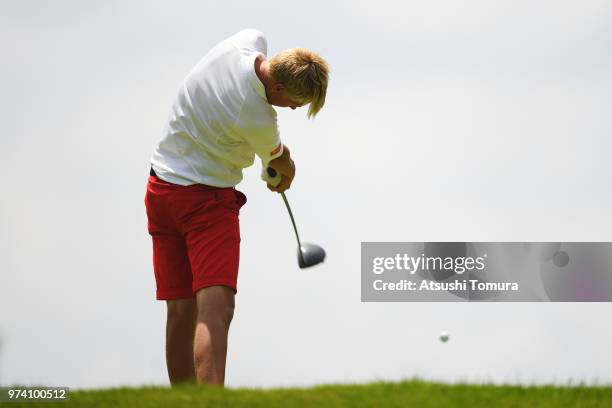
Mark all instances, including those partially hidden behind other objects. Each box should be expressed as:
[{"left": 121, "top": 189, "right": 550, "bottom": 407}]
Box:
[{"left": 5, "top": 380, "right": 612, "bottom": 408}]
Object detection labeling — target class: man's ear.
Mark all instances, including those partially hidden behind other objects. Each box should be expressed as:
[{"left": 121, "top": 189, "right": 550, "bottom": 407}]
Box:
[{"left": 274, "top": 84, "right": 285, "bottom": 93}]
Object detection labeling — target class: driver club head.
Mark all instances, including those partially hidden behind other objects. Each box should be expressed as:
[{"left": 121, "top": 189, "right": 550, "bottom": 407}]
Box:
[{"left": 298, "top": 243, "right": 326, "bottom": 268}]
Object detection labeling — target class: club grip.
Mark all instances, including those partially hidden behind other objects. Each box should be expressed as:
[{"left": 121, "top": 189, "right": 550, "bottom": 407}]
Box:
[{"left": 262, "top": 166, "right": 281, "bottom": 187}]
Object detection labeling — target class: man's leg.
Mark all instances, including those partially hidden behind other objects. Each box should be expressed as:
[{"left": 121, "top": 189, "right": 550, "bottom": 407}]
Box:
[
  {"left": 193, "top": 286, "right": 235, "bottom": 385},
  {"left": 166, "top": 298, "right": 198, "bottom": 385}
]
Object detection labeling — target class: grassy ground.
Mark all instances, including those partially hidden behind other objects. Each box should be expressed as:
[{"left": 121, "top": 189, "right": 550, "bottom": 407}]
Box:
[{"left": 5, "top": 380, "right": 612, "bottom": 407}]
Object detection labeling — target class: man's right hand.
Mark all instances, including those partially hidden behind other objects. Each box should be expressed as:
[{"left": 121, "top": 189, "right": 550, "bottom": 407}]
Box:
[{"left": 267, "top": 145, "right": 295, "bottom": 193}]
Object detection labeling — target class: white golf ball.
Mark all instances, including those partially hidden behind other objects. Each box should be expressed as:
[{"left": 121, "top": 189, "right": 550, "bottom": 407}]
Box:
[{"left": 439, "top": 331, "right": 449, "bottom": 343}]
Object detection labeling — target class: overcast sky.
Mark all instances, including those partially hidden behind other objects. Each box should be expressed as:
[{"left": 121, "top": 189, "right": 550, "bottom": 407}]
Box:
[{"left": 1, "top": 0, "right": 612, "bottom": 389}]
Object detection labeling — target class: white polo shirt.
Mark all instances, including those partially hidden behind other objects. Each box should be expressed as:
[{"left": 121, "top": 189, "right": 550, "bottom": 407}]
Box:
[{"left": 151, "top": 29, "right": 284, "bottom": 187}]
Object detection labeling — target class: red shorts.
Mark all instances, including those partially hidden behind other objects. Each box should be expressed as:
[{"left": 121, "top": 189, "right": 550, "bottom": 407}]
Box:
[{"left": 144, "top": 175, "right": 247, "bottom": 300}]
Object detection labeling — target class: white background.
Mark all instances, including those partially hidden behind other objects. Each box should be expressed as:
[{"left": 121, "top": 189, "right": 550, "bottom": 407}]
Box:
[{"left": 1, "top": 0, "right": 611, "bottom": 388}]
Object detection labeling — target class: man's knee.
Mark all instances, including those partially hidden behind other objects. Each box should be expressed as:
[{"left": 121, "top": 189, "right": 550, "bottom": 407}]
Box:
[
  {"left": 196, "top": 286, "right": 235, "bottom": 327},
  {"left": 207, "top": 305, "right": 234, "bottom": 327},
  {"left": 197, "top": 301, "right": 234, "bottom": 328}
]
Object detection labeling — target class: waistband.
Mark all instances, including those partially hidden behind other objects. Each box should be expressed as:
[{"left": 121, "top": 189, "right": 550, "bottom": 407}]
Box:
[{"left": 149, "top": 166, "right": 234, "bottom": 195}]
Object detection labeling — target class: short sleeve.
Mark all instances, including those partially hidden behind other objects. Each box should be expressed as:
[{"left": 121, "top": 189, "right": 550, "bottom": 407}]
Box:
[
  {"left": 230, "top": 28, "right": 280, "bottom": 165},
  {"left": 241, "top": 125, "right": 284, "bottom": 165}
]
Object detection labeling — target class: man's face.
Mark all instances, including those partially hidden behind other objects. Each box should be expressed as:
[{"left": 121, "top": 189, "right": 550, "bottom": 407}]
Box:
[{"left": 266, "top": 84, "right": 307, "bottom": 110}]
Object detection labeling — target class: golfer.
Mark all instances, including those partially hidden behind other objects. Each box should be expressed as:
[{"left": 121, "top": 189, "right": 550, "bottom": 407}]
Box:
[{"left": 144, "top": 29, "right": 329, "bottom": 386}]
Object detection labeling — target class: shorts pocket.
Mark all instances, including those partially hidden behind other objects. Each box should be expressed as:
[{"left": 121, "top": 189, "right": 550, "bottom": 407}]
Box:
[{"left": 218, "top": 190, "right": 247, "bottom": 214}]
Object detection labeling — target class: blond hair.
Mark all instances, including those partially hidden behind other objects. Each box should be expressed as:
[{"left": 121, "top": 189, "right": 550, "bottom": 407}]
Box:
[{"left": 268, "top": 48, "right": 329, "bottom": 118}]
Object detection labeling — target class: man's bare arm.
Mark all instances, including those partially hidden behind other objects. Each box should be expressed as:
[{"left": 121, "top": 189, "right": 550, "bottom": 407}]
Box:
[{"left": 267, "top": 145, "right": 295, "bottom": 192}]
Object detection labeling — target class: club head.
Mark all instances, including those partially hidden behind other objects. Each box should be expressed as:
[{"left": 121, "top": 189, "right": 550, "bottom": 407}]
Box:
[{"left": 298, "top": 243, "right": 326, "bottom": 268}]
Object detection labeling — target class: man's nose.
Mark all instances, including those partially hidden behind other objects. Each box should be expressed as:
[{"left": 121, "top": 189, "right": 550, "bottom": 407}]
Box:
[{"left": 290, "top": 106, "right": 296, "bottom": 110}]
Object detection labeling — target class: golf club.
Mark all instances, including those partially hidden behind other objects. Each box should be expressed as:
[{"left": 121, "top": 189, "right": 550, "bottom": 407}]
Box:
[{"left": 266, "top": 167, "right": 326, "bottom": 268}]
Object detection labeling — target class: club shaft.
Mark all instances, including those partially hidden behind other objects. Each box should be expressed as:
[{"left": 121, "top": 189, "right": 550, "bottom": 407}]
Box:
[{"left": 280, "top": 192, "right": 304, "bottom": 257}]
